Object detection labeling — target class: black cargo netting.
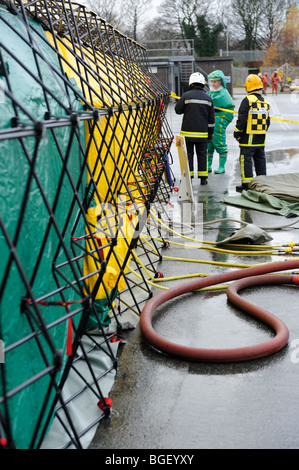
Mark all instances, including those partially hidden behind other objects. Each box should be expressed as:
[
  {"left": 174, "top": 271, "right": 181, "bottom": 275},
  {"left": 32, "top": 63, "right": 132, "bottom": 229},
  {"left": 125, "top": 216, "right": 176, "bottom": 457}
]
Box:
[{"left": 0, "top": 0, "right": 174, "bottom": 449}]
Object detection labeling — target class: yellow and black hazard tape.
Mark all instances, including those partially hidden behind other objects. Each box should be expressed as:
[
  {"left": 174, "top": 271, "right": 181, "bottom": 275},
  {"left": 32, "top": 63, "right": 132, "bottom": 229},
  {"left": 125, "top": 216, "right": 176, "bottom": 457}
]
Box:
[{"left": 170, "top": 91, "right": 299, "bottom": 125}]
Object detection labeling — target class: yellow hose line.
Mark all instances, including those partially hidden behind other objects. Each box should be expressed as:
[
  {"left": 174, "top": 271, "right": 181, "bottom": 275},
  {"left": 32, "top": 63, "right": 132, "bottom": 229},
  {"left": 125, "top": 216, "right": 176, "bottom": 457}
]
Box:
[
  {"left": 135, "top": 241, "right": 291, "bottom": 278},
  {"left": 162, "top": 255, "right": 276, "bottom": 269},
  {"left": 115, "top": 216, "right": 298, "bottom": 292},
  {"left": 149, "top": 210, "right": 298, "bottom": 255},
  {"left": 115, "top": 248, "right": 227, "bottom": 292},
  {"left": 141, "top": 234, "right": 298, "bottom": 270},
  {"left": 131, "top": 250, "right": 157, "bottom": 281},
  {"left": 166, "top": 239, "right": 276, "bottom": 256},
  {"left": 152, "top": 234, "right": 283, "bottom": 250},
  {"left": 133, "top": 249, "right": 216, "bottom": 282},
  {"left": 143, "top": 234, "right": 210, "bottom": 250},
  {"left": 150, "top": 208, "right": 213, "bottom": 245},
  {"left": 113, "top": 249, "right": 167, "bottom": 291},
  {"left": 140, "top": 235, "right": 260, "bottom": 269},
  {"left": 139, "top": 234, "right": 160, "bottom": 256},
  {"left": 116, "top": 247, "right": 298, "bottom": 295},
  {"left": 143, "top": 226, "right": 285, "bottom": 250},
  {"left": 146, "top": 219, "right": 296, "bottom": 249},
  {"left": 154, "top": 273, "right": 209, "bottom": 282},
  {"left": 149, "top": 210, "right": 279, "bottom": 256}
]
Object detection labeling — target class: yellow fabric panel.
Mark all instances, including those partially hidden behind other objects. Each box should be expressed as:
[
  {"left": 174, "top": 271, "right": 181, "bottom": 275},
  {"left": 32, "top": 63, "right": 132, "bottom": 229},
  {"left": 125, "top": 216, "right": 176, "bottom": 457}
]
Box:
[
  {"left": 45, "top": 31, "right": 155, "bottom": 303},
  {"left": 45, "top": 31, "right": 106, "bottom": 107},
  {"left": 83, "top": 202, "right": 147, "bottom": 301},
  {"left": 84, "top": 113, "right": 147, "bottom": 204},
  {"left": 83, "top": 204, "right": 126, "bottom": 300},
  {"left": 45, "top": 31, "right": 151, "bottom": 107}
]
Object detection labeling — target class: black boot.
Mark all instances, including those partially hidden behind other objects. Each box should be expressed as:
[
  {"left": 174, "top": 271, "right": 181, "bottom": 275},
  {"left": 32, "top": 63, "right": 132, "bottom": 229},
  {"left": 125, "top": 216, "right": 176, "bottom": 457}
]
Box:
[
  {"left": 236, "top": 183, "right": 249, "bottom": 193},
  {"left": 201, "top": 177, "right": 208, "bottom": 185}
]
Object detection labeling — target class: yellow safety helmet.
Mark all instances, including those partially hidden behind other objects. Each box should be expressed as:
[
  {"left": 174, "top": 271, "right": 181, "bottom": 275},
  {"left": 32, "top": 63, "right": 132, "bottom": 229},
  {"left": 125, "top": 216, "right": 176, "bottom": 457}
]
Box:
[{"left": 245, "top": 74, "right": 263, "bottom": 92}]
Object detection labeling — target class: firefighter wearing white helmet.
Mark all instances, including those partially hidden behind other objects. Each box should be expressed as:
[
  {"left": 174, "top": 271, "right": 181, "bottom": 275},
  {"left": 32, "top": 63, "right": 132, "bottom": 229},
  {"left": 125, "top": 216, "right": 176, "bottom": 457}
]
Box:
[
  {"left": 234, "top": 74, "right": 271, "bottom": 193},
  {"left": 175, "top": 72, "right": 215, "bottom": 184},
  {"left": 189, "top": 72, "right": 206, "bottom": 86}
]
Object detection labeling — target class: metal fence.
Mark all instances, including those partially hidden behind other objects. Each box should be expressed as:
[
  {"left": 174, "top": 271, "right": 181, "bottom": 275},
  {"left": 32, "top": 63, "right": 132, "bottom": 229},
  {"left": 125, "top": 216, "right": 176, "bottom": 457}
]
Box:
[{"left": 233, "top": 65, "right": 299, "bottom": 87}]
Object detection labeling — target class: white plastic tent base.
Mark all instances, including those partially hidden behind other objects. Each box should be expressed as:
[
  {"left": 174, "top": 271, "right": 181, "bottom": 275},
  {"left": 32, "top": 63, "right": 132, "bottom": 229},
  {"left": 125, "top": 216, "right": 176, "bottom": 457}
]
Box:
[{"left": 41, "top": 320, "right": 135, "bottom": 449}]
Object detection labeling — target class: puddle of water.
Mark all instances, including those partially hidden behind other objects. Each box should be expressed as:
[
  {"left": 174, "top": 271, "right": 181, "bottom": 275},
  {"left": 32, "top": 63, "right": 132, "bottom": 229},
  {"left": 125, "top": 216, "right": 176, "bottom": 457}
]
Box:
[{"left": 266, "top": 148, "right": 299, "bottom": 173}]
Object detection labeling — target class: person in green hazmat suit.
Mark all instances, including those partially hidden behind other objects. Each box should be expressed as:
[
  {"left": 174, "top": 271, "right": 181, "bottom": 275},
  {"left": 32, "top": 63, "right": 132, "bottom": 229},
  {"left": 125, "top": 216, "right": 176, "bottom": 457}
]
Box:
[{"left": 207, "top": 70, "right": 234, "bottom": 174}]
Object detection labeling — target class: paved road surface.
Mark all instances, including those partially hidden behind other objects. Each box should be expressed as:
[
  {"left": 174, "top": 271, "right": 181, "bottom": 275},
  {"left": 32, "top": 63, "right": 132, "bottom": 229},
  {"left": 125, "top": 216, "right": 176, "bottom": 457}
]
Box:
[{"left": 90, "top": 92, "right": 299, "bottom": 450}]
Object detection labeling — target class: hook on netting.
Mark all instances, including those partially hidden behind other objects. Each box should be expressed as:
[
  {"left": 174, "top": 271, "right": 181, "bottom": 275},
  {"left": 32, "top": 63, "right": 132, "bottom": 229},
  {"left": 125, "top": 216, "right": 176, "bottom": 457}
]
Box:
[{"left": 97, "top": 398, "right": 112, "bottom": 417}]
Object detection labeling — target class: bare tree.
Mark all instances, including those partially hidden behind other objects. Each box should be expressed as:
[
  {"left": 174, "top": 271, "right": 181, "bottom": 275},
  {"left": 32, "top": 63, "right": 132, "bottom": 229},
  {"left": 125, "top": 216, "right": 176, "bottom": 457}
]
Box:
[
  {"left": 157, "top": 0, "right": 210, "bottom": 37},
  {"left": 82, "top": 0, "right": 124, "bottom": 29},
  {"left": 81, "top": 0, "right": 299, "bottom": 54},
  {"left": 262, "top": 0, "right": 296, "bottom": 47},
  {"left": 121, "top": 0, "right": 153, "bottom": 41},
  {"left": 227, "top": 0, "right": 299, "bottom": 50},
  {"left": 142, "top": 17, "right": 180, "bottom": 42},
  {"left": 277, "top": 4, "right": 299, "bottom": 64},
  {"left": 230, "top": 0, "right": 265, "bottom": 49}
]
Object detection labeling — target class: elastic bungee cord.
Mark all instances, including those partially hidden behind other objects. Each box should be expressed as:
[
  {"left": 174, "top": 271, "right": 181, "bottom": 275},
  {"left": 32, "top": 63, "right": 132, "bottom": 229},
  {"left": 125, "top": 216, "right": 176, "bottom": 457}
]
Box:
[
  {"left": 149, "top": 209, "right": 299, "bottom": 255},
  {"left": 133, "top": 243, "right": 299, "bottom": 289},
  {"left": 140, "top": 260, "right": 299, "bottom": 363},
  {"left": 131, "top": 210, "right": 299, "bottom": 289},
  {"left": 148, "top": 212, "right": 299, "bottom": 236}
]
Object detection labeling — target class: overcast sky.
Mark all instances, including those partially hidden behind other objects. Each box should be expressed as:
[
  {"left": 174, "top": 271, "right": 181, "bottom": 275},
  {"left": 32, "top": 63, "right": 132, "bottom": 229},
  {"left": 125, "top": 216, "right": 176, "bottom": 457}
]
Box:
[{"left": 76, "top": 0, "right": 162, "bottom": 15}]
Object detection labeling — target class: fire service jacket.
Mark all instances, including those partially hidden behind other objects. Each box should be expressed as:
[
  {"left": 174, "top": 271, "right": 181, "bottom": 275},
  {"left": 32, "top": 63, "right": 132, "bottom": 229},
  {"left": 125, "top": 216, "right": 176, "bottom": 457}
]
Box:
[
  {"left": 234, "top": 92, "right": 271, "bottom": 147},
  {"left": 175, "top": 86, "right": 215, "bottom": 142}
]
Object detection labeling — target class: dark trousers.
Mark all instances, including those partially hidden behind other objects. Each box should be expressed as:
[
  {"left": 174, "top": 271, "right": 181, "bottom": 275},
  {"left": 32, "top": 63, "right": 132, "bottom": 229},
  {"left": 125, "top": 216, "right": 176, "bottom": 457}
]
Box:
[
  {"left": 240, "top": 146, "right": 266, "bottom": 184},
  {"left": 186, "top": 140, "right": 208, "bottom": 178}
]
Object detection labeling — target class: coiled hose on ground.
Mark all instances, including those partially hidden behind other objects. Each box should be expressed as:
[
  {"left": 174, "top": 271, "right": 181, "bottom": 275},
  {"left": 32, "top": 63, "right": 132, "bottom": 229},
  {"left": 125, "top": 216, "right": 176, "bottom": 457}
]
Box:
[{"left": 140, "top": 260, "right": 299, "bottom": 363}]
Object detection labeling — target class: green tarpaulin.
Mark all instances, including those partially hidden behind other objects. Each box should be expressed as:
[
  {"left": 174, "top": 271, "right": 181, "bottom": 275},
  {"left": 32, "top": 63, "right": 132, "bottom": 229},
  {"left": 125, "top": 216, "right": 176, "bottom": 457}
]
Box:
[
  {"left": 0, "top": 8, "right": 84, "bottom": 448},
  {"left": 224, "top": 190, "right": 299, "bottom": 217},
  {"left": 224, "top": 173, "right": 299, "bottom": 217}
]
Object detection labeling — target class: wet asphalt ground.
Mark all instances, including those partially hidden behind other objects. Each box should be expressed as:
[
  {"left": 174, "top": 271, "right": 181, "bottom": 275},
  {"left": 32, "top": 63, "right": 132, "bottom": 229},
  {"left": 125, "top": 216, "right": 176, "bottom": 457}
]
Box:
[{"left": 90, "top": 92, "right": 299, "bottom": 450}]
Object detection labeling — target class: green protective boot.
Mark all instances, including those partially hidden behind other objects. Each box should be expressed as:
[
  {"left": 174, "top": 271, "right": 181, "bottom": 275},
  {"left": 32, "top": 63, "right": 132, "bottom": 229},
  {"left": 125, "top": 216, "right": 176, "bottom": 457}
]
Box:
[
  {"left": 208, "top": 153, "right": 213, "bottom": 173},
  {"left": 214, "top": 156, "right": 227, "bottom": 174}
]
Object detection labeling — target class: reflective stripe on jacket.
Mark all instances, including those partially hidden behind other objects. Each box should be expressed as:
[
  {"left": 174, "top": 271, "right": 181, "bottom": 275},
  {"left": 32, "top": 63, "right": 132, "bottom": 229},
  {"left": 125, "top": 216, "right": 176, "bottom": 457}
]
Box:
[
  {"left": 175, "top": 86, "right": 215, "bottom": 142},
  {"left": 234, "top": 92, "right": 271, "bottom": 147},
  {"left": 246, "top": 95, "right": 270, "bottom": 135}
]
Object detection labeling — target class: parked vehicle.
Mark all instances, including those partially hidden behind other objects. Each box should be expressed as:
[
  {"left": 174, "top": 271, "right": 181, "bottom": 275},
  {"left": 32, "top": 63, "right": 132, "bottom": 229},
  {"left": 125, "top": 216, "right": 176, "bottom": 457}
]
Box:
[{"left": 289, "top": 78, "right": 299, "bottom": 91}]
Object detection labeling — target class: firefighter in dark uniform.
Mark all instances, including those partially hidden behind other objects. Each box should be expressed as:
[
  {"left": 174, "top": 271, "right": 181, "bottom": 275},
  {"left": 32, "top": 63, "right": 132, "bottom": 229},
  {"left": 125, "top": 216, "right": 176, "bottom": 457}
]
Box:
[
  {"left": 175, "top": 72, "right": 215, "bottom": 185},
  {"left": 234, "top": 74, "right": 271, "bottom": 193}
]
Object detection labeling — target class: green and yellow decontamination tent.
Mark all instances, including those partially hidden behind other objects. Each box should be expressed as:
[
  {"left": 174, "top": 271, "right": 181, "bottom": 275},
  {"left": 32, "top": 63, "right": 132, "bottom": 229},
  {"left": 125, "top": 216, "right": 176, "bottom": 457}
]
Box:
[{"left": 0, "top": 0, "right": 173, "bottom": 449}]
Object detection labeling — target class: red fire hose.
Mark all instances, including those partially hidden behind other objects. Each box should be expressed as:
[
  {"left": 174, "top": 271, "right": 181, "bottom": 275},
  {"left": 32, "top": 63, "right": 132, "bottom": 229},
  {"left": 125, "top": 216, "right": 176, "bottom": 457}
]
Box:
[{"left": 140, "top": 260, "right": 299, "bottom": 363}]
